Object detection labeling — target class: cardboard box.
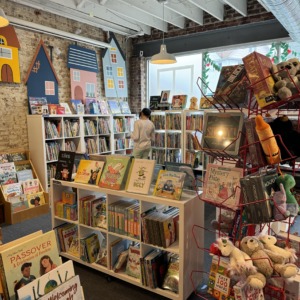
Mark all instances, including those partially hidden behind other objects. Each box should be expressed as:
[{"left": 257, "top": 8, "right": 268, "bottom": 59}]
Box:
[
  {"left": 285, "top": 273, "right": 300, "bottom": 300},
  {"left": 233, "top": 280, "right": 264, "bottom": 300},
  {"left": 243, "top": 51, "right": 277, "bottom": 108}
]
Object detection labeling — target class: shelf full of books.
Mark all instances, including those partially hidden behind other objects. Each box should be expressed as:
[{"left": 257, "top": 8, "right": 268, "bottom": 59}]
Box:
[
  {"left": 50, "top": 160, "right": 204, "bottom": 300},
  {"left": 27, "top": 114, "right": 136, "bottom": 192}
]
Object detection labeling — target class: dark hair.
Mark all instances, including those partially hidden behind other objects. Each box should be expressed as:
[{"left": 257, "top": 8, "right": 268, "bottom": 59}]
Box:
[
  {"left": 141, "top": 108, "right": 151, "bottom": 117},
  {"left": 30, "top": 197, "right": 40, "bottom": 205},
  {"left": 21, "top": 262, "right": 32, "bottom": 271}
]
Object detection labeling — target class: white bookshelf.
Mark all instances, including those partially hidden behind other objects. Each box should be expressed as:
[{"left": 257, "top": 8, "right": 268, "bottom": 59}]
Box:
[{"left": 50, "top": 179, "right": 204, "bottom": 300}]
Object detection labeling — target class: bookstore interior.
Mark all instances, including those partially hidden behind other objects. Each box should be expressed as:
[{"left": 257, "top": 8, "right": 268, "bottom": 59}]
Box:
[{"left": 2, "top": 0, "right": 300, "bottom": 299}]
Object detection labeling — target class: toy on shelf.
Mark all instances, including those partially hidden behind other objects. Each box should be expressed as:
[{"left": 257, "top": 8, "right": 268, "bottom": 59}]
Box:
[
  {"left": 275, "top": 173, "right": 299, "bottom": 216},
  {"left": 189, "top": 96, "right": 199, "bottom": 110},
  {"left": 255, "top": 115, "right": 281, "bottom": 165},
  {"left": 272, "top": 183, "right": 290, "bottom": 221}
]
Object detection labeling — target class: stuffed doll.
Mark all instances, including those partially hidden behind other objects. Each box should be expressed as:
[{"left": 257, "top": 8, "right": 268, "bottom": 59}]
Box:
[
  {"left": 272, "top": 183, "right": 290, "bottom": 221},
  {"left": 258, "top": 234, "right": 297, "bottom": 263},
  {"left": 216, "top": 237, "right": 266, "bottom": 289},
  {"left": 240, "top": 236, "right": 298, "bottom": 280},
  {"left": 276, "top": 174, "right": 299, "bottom": 216},
  {"left": 255, "top": 115, "right": 281, "bottom": 165},
  {"left": 189, "top": 96, "right": 199, "bottom": 110}
]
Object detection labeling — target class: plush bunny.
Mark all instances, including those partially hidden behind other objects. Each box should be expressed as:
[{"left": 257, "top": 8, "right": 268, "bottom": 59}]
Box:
[{"left": 273, "top": 183, "right": 290, "bottom": 221}]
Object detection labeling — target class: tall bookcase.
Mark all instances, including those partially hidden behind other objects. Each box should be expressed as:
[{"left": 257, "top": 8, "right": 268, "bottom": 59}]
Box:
[
  {"left": 27, "top": 114, "right": 136, "bottom": 192},
  {"left": 50, "top": 179, "right": 204, "bottom": 300}
]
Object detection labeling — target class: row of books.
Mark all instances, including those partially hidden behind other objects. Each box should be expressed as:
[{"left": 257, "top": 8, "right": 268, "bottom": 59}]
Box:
[
  {"left": 113, "top": 117, "right": 134, "bottom": 133},
  {"left": 64, "top": 118, "right": 80, "bottom": 137},
  {"left": 166, "top": 133, "right": 181, "bottom": 148},
  {"left": 47, "top": 162, "right": 57, "bottom": 185},
  {"left": 114, "top": 138, "right": 126, "bottom": 150},
  {"left": 186, "top": 132, "right": 202, "bottom": 151},
  {"left": 99, "top": 137, "right": 110, "bottom": 152},
  {"left": 166, "top": 114, "right": 182, "bottom": 130},
  {"left": 153, "top": 133, "right": 165, "bottom": 147},
  {"left": 0, "top": 151, "right": 28, "bottom": 164},
  {"left": 44, "top": 119, "right": 61, "bottom": 139},
  {"left": 84, "top": 119, "right": 97, "bottom": 136},
  {"left": 45, "top": 141, "right": 60, "bottom": 161},
  {"left": 151, "top": 115, "right": 165, "bottom": 129},
  {"left": 65, "top": 140, "right": 77, "bottom": 152},
  {"left": 85, "top": 137, "right": 97, "bottom": 154},
  {"left": 98, "top": 118, "right": 110, "bottom": 134},
  {"left": 186, "top": 114, "right": 203, "bottom": 130},
  {"left": 55, "top": 223, "right": 78, "bottom": 253},
  {"left": 151, "top": 149, "right": 166, "bottom": 165}
]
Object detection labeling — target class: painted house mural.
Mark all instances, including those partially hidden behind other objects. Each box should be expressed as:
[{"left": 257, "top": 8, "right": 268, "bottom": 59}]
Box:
[
  {"left": 24, "top": 39, "right": 59, "bottom": 104},
  {"left": 67, "top": 45, "right": 98, "bottom": 104},
  {"left": 102, "top": 32, "right": 128, "bottom": 98},
  {"left": 0, "top": 25, "right": 21, "bottom": 83}
]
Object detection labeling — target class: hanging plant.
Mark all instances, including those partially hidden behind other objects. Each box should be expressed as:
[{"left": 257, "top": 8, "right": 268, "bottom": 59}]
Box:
[{"left": 202, "top": 52, "right": 221, "bottom": 94}]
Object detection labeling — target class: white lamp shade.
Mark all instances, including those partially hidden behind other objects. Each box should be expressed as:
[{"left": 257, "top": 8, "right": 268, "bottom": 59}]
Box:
[
  {"left": 150, "top": 44, "right": 177, "bottom": 64},
  {"left": 0, "top": 8, "right": 9, "bottom": 27}
]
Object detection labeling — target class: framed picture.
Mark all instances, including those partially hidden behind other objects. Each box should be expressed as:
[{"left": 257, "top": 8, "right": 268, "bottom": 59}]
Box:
[
  {"left": 201, "top": 111, "right": 245, "bottom": 157},
  {"left": 171, "top": 95, "right": 187, "bottom": 110},
  {"left": 160, "top": 90, "right": 171, "bottom": 103}
]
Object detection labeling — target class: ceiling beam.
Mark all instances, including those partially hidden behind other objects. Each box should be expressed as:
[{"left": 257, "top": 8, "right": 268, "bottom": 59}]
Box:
[
  {"left": 188, "top": 0, "right": 224, "bottom": 21},
  {"left": 223, "top": 0, "right": 247, "bottom": 17}
]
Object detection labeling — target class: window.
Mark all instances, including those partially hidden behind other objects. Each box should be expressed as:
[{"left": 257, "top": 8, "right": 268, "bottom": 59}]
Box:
[
  {"left": 0, "top": 38, "right": 5, "bottom": 45},
  {"left": 118, "top": 80, "right": 124, "bottom": 89},
  {"left": 111, "top": 53, "right": 117, "bottom": 63},
  {"left": 0, "top": 47, "right": 11, "bottom": 59},
  {"left": 108, "top": 79, "right": 114, "bottom": 89},
  {"left": 117, "top": 67, "right": 124, "bottom": 77},
  {"left": 86, "top": 83, "right": 95, "bottom": 97},
  {"left": 73, "top": 70, "right": 80, "bottom": 81},
  {"left": 45, "top": 81, "right": 55, "bottom": 95},
  {"left": 106, "top": 66, "right": 113, "bottom": 76}
]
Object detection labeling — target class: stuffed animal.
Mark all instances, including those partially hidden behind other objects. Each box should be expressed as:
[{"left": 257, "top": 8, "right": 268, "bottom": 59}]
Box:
[
  {"left": 269, "top": 115, "right": 300, "bottom": 160},
  {"left": 271, "top": 58, "right": 300, "bottom": 100},
  {"left": 275, "top": 174, "right": 299, "bottom": 216},
  {"left": 272, "top": 183, "right": 290, "bottom": 221},
  {"left": 216, "top": 237, "right": 266, "bottom": 288},
  {"left": 240, "top": 236, "right": 298, "bottom": 280},
  {"left": 258, "top": 234, "right": 297, "bottom": 263},
  {"left": 189, "top": 96, "right": 199, "bottom": 110}
]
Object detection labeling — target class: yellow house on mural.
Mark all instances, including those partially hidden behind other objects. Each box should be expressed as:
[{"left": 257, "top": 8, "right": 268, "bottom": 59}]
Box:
[{"left": 0, "top": 25, "right": 21, "bottom": 83}]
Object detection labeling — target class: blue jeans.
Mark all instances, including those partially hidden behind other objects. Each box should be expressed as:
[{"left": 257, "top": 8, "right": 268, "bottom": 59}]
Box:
[{"left": 133, "top": 148, "right": 150, "bottom": 159}]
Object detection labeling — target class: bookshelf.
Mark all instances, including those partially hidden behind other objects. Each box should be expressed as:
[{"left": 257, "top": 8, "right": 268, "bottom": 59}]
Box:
[
  {"left": 50, "top": 179, "right": 204, "bottom": 300},
  {"left": 27, "top": 114, "right": 135, "bottom": 192}
]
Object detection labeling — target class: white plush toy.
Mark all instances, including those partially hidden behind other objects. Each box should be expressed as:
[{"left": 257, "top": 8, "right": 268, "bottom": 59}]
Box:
[{"left": 258, "top": 234, "right": 297, "bottom": 263}]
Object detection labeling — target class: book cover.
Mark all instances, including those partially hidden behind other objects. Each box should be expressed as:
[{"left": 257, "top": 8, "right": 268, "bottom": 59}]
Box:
[
  {"left": 16, "top": 169, "right": 34, "bottom": 183},
  {"left": 61, "top": 224, "right": 78, "bottom": 253},
  {"left": 85, "top": 98, "right": 96, "bottom": 114},
  {"left": 201, "top": 111, "right": 245, "bottom": 157},
  {"left": 171, "top": 95, "right": 187, "bottom": 110},
  {"left": 202, "top": 164, "right": 243, "bottom": 210},
  {"left": 99, "top": 100, "right": 110, "bottom": 115},
  {"left": 126, "top": 245, "right": 141, "bottom": 279},
  {"left": 153, "top": 170, "right": 186, "bottom": 200},
  {"left": 119, "top": 101, "right": 131, "bottom": 114},
  {"left": 107, "top": 100, "right": 122, "bottom": 114},
  {"left": 48, "top": 104, "right": 58, "bottom": 115},
  {"left": 1, "top": 183, "right": 23, "bottom": 200},
  {"left": 95, "top": 233, "right": 107, "bottom": 267},
  {"left": 29, "top": 97, "right": 48, "bottom": 115},
  {"left": 56, "top": 106, "right": 65, "bottom": 115},
  {"left": 59, "top": 102, "right": 72, "bottom": 114},
  {"left": 7, "top": 152, "right": 27, "bottom": 162},
  {"left": 9, "top": 195, "right": 29, "bottom": 213},
  {"left": 70, "top": 99, "right": 82, "bottom": 114},
  {"left": 126, "top": 159, "right": 155, "bottom": 194},
  {"left": 160, "top": 90, "right": 171, "bottom": 103},
  {"left": 233, "top": 280, "right": 264, "bottom": 300},
  {"left": 110, "top": 239, "right": 130, "bottom": 270},
  {"left": 54, "top": 151, "right": 76, "bottom": 181},
  {"left": 27, "top": 191, "right": 46, "bottom": 208},
  {"left": 17, "top": 260, "right": 76, "bottom": 300},
  {"left": 149, "top": 96, "right": 161, "bottom": 110},
  {"left": 74, "top": 160, "right": 105, "bottom": 185},
  {"left": 0, "top": 230, "right": 61, "bottom": 300},
  {"left": 98, "top": 155, "right": 132, "bottom": 190},
  {"left": 0, "top": 162, "right": 17, "bottom": 185},
  {"left": 77, "top": 103, "right": 85, "bottom": 115},
  {"left": 91, "top": 197, "right": 107, "bottom": 229},
  {"left": 84, "top": 233, "right": 100, "bottom": 263},
  {"left": 91, "top": 102, "right": 100, "bottom": 114},
  {"left": 22, "top": 179, "right": 40, "bottom": 195},
  {"left": 62, "top": 190, "right": 76, "bottom": 205}
]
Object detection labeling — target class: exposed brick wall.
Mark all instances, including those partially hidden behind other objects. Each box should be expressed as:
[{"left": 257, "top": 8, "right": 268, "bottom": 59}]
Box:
[{"left": 0, "top": 0, "right": 126, "bottom": 152}]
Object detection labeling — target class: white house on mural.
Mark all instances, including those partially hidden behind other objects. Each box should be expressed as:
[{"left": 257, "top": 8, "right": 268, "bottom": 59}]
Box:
[{"left": 102, "top": 32, "right": 128, "bottom": 98}]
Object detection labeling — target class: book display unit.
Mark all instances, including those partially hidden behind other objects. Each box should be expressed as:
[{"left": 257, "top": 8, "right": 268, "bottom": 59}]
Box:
[
  {"left": 27, "top": 114, "right": 136, "bottom": 192},
  {"left": 50, "top": 179, "right": 204, "bottom": 300}
]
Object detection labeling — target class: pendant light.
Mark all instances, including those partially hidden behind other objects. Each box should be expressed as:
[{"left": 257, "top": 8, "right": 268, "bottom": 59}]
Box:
[
  {"left": 0, "top": 9, "right": 9, "bottom": 27},
  {"left": 150, "top": 1, "right": 176, "bottom": 64}
]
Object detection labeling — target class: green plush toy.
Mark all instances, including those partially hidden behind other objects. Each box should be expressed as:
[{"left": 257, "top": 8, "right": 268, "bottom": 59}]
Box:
[{"left": 275, "top": 173, "right": 299, "bottom": 216}]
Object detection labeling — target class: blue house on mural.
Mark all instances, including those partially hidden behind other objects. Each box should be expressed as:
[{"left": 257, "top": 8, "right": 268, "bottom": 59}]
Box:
[
  {"left": 102, "top": 32, "right": 128, "bottom": 98},
  {"left": 24, "top": 39, "right": 59, "bottom": 104}
]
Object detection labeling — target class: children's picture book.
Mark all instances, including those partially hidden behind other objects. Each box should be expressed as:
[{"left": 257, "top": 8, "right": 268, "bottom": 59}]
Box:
[
  {"left": 26, "top": 191, "right": 46, "bottom": 208},
  {"left": 70, "top": 99, "right": 82, "bottom": 114},
  {"left": 77, "top": 103, "right": 85, "bottom": 115},
  {"left": 98, "top": 155, "right": 132, "bottom": 190},
  {"left": 17, "top": 260, "right": 76, "bottom": 300},
  {"left": 54, "top": 151, "right": 76, "bottom": 181},
  {"left": 91, "top": 102, "right": 100, "bottom": 114},
  {"left": 160, "top": 90, "right": 171, "bottom": 103},
  {"left": 74, "top": 160, "right": 105, "bottom": 185},
  {"left": 119, "top": 101, "right": 131, "bottom": 114},
  {"left": 201, "top": 111, "right": 245, "bottom": 157},
  {"left": 0, "top": 153, "right": 9, "bottom": 164},
  {"left": 16, "top": 168, "right": 34, "bottom": 183},
  {"left": 85, "top": 98, "right": 96, "bottom": 114},
  {"left": 0, "top": 230, "right": 61, "bottom": 300},
  {"left": 153, "top": 170, "right": 186, "bottom": 200},
  {"left": 59, "top": 102, "right": 72, "bottom": 114},
  {"left": 202, "top": 163, "right": 243, "bottom": 210},
  {"left": 48, "top": 104, "right": 58, "bottom": 115},
  {"left": 84, "top": 233, "right": 100, "bottom": 263},
  {"left": 29, "top": 97, "right": 48, "bottom": 115},
  {"left": 0, "top": 162, "right": 17, "bottom": 185},
  {"left": 9, "top": 195, "right": 29, "bottom": 213},
  {"left": 126, "top": 245, "right": 141, "bottom": 279},
  {"left": 126, "top": 159, "right": 156, "bottom": 194},
  {"left": 7, "top": 152, "right": 27, "bottom": 162},
  {"left": 22, "top": 178, "right": 40, "bottom": 195},
  {"left": 171, "top": 95, "right": 187, "bottom": 109},
  {"left": 149, "top": 95, "right": 161, "bottom": 111},
  {"left": 107, "top": 100, "right": 122, "bottom": 114},
  {"left": 91, "top": 196, "right": 107, "bottom": 229},
  {"left": 99, "top": 100, "right": 110, "bottom": 115},
  {"left": 56, "top": 106, "right": 65, "bottom": 115},
  {"left": 1, "top": 182, "right": 23, "bottom": 200}
]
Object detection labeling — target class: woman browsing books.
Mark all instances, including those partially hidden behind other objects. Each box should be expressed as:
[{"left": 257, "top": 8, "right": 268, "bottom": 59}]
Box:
[{"left": 131, "top": 108, "right": 155, "bottom": 159}]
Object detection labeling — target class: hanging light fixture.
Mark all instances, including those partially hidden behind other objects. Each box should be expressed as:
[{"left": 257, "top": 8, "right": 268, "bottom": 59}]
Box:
[
  {"left": 150, "top": 1, "right": 176, "bottom": 64},
  {"left": 0, "top": 8, "right": 9, "bottom": 27}
]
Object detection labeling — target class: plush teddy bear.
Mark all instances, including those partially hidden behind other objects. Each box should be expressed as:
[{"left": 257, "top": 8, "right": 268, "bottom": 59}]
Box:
[
  {"left": 275, "top": 174, "right": 299, "bottom": 216},
  {"left": 272, "top": 183, "right": 290, "bottom": 221},
  {"left": 271, "top": 58, "right": 300, "bottom": 100},
  {"left": 258, "top": 234, "right": 297, "bottom": 263},
  {"left": 189, "top": 96, "right": 199, "bottom": 110},
  {"left": 216, "top": 237, "right": 266, "bottom": 289},
  {"left": 240, "top": 236, "right": 298, "bottom": 280}
]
